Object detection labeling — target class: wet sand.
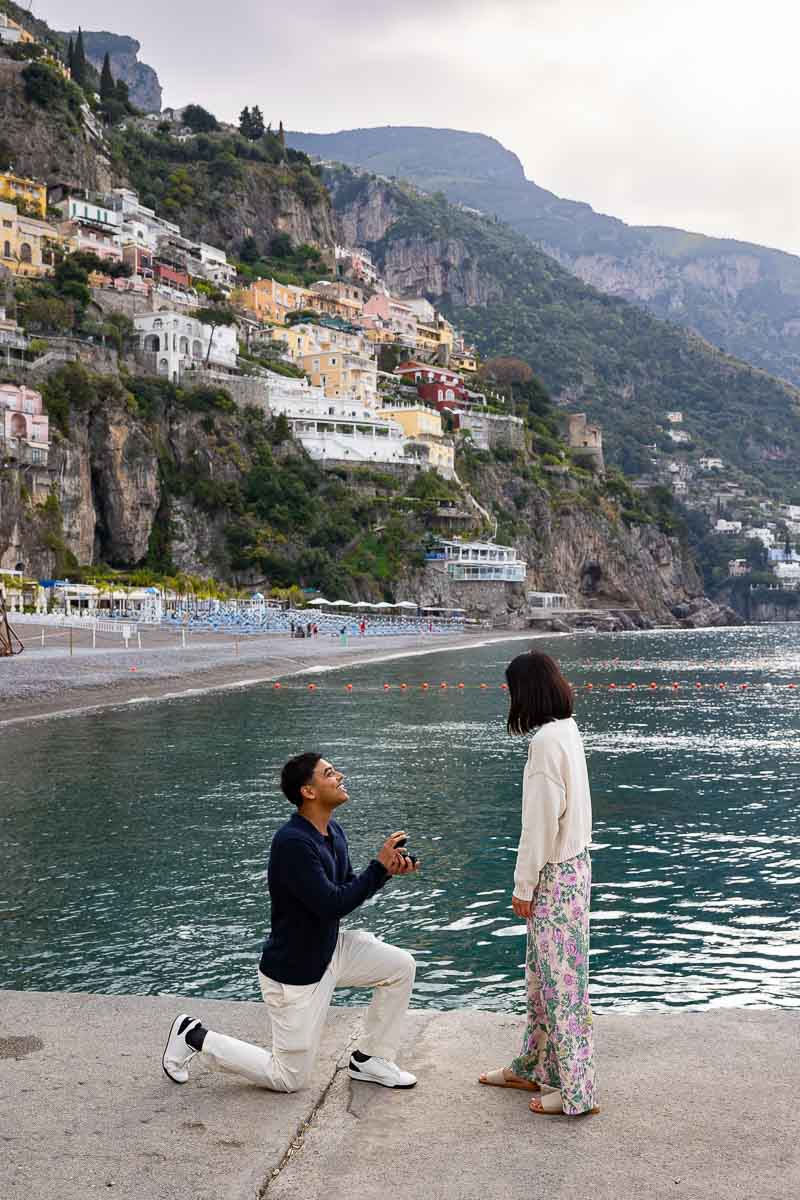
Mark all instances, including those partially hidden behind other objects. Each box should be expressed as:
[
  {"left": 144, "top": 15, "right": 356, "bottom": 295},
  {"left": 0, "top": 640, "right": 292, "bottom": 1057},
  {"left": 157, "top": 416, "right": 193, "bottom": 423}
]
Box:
[{"left": 0, "top": 623, "right": 539, "bottom": 727}]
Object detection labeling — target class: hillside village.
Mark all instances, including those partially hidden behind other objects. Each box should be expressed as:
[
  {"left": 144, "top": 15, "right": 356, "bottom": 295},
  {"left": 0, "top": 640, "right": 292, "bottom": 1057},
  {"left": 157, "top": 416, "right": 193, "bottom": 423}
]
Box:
[{"left": 0, "top": 9, "right": 790, "bottom": 623}]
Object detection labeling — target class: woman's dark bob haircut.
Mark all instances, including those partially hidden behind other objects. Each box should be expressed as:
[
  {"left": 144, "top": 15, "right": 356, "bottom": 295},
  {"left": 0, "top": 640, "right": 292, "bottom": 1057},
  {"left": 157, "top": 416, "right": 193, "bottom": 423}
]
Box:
[{"left": 505, "top": 650, "right": 573, "bottom": 734}]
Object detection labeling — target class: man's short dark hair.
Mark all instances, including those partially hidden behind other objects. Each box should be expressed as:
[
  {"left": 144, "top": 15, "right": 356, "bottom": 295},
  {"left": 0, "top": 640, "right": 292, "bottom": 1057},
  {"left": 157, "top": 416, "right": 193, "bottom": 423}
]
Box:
[
  {"left": 505, "top": 651, "right": 574, "bottom": 734},
  {"left": 281, "top": 752, "right": 322, "bottom": 806}
]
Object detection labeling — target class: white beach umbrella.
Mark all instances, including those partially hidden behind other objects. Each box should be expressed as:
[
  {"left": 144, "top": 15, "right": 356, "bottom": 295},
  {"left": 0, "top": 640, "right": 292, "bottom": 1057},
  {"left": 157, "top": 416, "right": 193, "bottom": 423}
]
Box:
[
  {"left": 313, "top": 598, "right": 334, "bottom": 605},
  {"left": 395, "top": 601, "right": 418, "bottom": 610}
]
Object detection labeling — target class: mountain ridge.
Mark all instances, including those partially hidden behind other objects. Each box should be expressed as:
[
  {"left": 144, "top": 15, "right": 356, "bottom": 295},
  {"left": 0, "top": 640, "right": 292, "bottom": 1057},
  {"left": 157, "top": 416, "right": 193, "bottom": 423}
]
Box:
[{"left": 289, "top": 125, "right": 800, "bottom": 388}]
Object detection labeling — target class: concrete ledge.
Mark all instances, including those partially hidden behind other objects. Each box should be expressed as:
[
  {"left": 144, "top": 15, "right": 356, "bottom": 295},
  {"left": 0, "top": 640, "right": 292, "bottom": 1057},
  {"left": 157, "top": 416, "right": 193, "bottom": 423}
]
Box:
[{"left": 2, "top": 991, "right": 798, "bottom": 1200}]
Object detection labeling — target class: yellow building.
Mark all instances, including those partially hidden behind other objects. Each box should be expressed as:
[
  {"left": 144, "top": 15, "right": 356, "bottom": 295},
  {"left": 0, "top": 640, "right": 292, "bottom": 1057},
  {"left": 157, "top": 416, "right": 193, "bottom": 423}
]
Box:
[
  {"left": 300, "top": 346, "right": 377, "bottom": 407},
  {"left": 233, "top": 277, "right": 315, "bottom": 325},
  {"left": 0, "top": 201, "right": 61, "bottom": 277},
  {"left": 0, "top": 13, "right": 35, "bottom": 46},
  {"left": 375, "top": 403, "right": 443, "bottom": 439},
  {"left": 0, "top": 172, "right": 47, "bottom": 219}
]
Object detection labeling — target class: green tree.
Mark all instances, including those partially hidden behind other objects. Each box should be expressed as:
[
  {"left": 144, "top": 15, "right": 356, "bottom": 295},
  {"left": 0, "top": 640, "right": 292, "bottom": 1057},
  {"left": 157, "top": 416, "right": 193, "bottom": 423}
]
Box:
[
  {"left": 72, "top": 28, "right": 88, "bottom": 88},
  {"left": 194, "top": 304, "right": 238, "bottom": 366},
  {"left": 250, "top": 105, "right": 265, "bottom": 139},
  {"left": 181, "top": 104, "right": 219, "bottom": 133},
  {"left": 238, "top": 106, "right": 252, "bottom": 137},
  {"left": 99, "top": 52, "right": 115, "bottom": 100},
  {"left": 240, "top": 235, "right": 259, "bottom": 264}
]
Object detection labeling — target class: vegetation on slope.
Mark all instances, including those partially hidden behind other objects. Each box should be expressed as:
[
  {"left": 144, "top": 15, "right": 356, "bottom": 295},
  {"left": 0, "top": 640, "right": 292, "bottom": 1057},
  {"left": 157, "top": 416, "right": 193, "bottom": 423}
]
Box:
[{"left": 329, "top": 169, "right": 800, "bottom": 492}]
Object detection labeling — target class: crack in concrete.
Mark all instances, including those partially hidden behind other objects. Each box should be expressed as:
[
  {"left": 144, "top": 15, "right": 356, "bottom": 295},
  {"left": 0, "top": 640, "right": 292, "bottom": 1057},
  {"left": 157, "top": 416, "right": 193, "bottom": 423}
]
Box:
[{"left": 258, "top": 1022, "right": 361, "bottom": 1197}]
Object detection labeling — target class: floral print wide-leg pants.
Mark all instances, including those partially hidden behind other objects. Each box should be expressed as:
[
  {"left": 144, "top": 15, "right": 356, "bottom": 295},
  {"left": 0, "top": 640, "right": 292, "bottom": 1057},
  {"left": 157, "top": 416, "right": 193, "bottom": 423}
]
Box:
[{"left": 510, "top": 849, "right": 596, "bottom": 1115}]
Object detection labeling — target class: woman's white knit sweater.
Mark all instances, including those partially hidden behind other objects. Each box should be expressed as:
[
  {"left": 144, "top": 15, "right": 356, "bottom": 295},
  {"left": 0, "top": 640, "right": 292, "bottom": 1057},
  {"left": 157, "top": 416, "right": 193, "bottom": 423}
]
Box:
[{"left": 513, "top": 717, "right": 593, "bottom": 901}]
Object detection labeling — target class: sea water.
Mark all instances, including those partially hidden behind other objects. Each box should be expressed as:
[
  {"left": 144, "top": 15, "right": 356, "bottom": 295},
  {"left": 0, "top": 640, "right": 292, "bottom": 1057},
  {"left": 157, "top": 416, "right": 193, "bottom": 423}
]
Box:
[{"left": 1, "top": 625, "right": 799, "bottom": 1012}]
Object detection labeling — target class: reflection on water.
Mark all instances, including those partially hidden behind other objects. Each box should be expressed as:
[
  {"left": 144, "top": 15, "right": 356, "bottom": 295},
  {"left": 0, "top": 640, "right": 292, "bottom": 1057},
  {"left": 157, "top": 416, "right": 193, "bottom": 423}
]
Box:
[{"left": 1, "top": 625, "right": 799, "bottom": 1013}]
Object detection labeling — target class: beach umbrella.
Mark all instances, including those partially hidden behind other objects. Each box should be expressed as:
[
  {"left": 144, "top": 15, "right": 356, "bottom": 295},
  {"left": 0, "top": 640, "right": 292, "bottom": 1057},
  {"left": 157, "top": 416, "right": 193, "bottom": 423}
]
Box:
[
  {"left": 313, "top": 598, "right": 334, "bottom": 605},
  {"left": 354, "top": 601, "right": 377, "bottom": 609},
  {"left": 395, "top": 601, "right": 418, "bottom": 610},
  {"left": 374, "top": 601, "right": 395, "bottom": 609}
]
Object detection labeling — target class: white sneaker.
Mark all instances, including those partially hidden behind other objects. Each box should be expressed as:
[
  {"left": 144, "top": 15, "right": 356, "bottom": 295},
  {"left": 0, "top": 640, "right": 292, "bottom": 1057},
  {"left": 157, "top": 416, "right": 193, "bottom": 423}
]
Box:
[
  {"left": 348, "top": 1054, "right": 417, "bottom": 1088},
  {"left": 162, "top": 1013, "right": 201, "bottom": 1084}
]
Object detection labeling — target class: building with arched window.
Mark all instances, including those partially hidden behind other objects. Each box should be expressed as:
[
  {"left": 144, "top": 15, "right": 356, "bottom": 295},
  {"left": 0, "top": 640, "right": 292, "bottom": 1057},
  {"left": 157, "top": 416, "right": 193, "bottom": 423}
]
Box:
[
  {"left": 0, "top": 384, "right": 50, "bottom": 465},
  {"left": 133, "top": 310, "right": 239, "bottom": 382},
  {"left": 0, "top": 200, "right": 64, "bottom": 278}
]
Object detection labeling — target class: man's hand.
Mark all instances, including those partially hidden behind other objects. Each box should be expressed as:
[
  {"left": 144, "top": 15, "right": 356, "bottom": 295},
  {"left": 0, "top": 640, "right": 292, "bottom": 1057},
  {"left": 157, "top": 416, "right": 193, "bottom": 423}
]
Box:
[
  {"left": 511, "top": 894, "right": 532, "bottom": 920},
  {"left": 377, "top": 831, "right": 420, "bottom": 875}
]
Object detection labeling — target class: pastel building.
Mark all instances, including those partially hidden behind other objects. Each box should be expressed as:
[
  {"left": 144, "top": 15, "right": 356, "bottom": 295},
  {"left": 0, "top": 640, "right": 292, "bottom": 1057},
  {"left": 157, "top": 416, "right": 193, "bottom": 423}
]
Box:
[
  {"left": 0, "top": 384, "right": 50, "bottom": 464},
  {"left": 55, "top": 193, "right": 122, "bottom": 263},
  {"left": 427, "top": 538, "right": 527, "bottom": 582},
  {"left": 0, "top": 200, "right": 62, "bottom": 277},
  {"left": 134, "top": 310, "right": 239, "bottom": 382},
  {"left": 362, "top": 294, "right": 417, "bottom": 345},
  {"left": 235, "top": 278, "right": 314, "bottom": 325},
  {"left": 0, "top": 171, "right": 47, "bottom": 218},
  {"left": 264, "top": 375, "right": 411, "bottom": 467}
]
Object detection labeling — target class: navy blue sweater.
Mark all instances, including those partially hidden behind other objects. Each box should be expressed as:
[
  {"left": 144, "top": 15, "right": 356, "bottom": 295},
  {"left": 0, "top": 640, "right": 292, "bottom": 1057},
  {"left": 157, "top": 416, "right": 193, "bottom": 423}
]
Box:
[{"left": 259, "top": 811, "right": 389, "bottom": 985}]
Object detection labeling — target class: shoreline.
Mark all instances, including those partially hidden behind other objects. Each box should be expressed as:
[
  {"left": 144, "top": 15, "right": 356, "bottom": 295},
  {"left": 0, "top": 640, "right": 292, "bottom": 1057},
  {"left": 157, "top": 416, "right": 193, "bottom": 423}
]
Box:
[{"left": 0, "top": 628, "right": 545, "bottom": 728}]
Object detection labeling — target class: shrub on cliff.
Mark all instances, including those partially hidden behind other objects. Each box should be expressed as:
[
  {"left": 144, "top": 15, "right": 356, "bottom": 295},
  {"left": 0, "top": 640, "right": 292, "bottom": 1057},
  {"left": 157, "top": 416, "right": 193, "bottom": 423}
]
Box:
[{"left": 21, "top": 61, "right": 82, "bottom": 118}]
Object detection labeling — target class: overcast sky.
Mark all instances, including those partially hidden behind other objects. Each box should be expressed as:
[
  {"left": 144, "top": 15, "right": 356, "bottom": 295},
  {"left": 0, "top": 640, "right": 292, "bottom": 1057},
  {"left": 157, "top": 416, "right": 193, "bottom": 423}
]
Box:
[{"left": 37, "top": 0, "right": 800, "bottom": 254}]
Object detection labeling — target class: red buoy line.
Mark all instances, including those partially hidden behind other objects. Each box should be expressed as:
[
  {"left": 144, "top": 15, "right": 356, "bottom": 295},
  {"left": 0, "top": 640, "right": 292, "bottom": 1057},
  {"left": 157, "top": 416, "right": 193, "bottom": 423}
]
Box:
[{"left": 268, "top": 680, "right": 795, "bottom": 694}]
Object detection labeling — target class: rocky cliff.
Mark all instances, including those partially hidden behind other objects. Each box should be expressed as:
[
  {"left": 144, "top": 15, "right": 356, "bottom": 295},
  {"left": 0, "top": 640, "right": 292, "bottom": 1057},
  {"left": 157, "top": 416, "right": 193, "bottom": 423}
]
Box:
[
  {"left": 294, "top": 126, "right": 800, "bottom": 391},
  {"left": 61, "top": 30, "right": 162, "bottom": 113},
  {"left": 327, "top": 168, "right": 800, "bottom": 496},
  {"left": 0, "top": 59, "right": 114, "bottom": 193}
]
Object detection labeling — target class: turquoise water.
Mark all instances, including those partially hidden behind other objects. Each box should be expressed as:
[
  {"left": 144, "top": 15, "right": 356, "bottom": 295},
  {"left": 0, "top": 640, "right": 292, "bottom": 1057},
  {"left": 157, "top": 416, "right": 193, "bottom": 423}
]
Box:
[{"left": 1, "top": 626, "right": 799, "bottom": 1013}]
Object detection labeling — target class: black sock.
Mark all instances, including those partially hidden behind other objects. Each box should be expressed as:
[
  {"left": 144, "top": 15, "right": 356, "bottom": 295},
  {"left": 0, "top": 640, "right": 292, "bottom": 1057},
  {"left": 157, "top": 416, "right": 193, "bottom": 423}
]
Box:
[
  {"left": 351, "top": 1049, "right": 371, "bottom": 1063},
  {"left": 185, "top": 1023, "right": 208, "bottom": 1052}
]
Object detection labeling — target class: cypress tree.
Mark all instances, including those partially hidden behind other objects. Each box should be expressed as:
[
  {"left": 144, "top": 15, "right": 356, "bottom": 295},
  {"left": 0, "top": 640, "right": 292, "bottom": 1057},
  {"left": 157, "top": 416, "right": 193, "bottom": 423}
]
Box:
[
  {"left": 100, "top": 52, "right": 115, "bottom": 100},
  {"left": 250, "top": 105, "right": 265, "bottom": 139},
  {"left": 67, "top": 37, "right": 74, "bottom": 76},
  {"left": 238, "top": 106, "right": 252, "bottom": 138},
  {"left": 72, "top": 28, "right": 88, "bottom": 87}
]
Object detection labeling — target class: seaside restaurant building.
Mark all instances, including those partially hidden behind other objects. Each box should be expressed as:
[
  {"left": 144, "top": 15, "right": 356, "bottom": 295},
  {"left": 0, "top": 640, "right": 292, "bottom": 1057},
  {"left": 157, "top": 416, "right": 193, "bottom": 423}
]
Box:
[{"left": 428, "top": 538, "right": 527, "bottom": 582}]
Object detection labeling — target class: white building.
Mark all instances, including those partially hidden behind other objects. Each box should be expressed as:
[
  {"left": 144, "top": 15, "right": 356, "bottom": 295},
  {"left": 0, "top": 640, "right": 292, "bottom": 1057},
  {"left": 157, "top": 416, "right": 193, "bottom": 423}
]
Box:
[
  {"left": 134, "top": 310, "right": 239, "bottom": 382},
  {"left": 779, "top": 504, "right": 800, "bottom": 522},
  {"left": 428, "top": 539, "right": 527, "bottom": 582},
  {"left": 774, "top": 561, "right": 800, "bottom": 582},
  {"left": 0, "top": 14, "right": 24, "bottom": 43},
  {"left": 665, "top": 411, "right": 683, "bottom": 424},
  {"left": 699, "top": 456, "right": 724, "bottom": 470},
  {"left": 745, "top": 527, "right": 776, "bottom": 548},
  {"left": 728, "top": 559, "right": 749, "bottom": 577},
  {"left": 668, "top": 429, "right": 691, "bottom": 444},
  {"left": 264, "top": 374, "right": 412, "bottom": 466},
  {"left": 714, "top": 519, "right": 742, "bottom": 534}
]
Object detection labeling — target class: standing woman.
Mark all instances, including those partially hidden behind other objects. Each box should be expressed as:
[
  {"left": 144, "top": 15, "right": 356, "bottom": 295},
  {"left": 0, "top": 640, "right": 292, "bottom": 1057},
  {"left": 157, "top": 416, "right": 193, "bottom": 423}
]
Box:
[{"left": 479, "top": 651, "right": 597, "bottom": 1116}]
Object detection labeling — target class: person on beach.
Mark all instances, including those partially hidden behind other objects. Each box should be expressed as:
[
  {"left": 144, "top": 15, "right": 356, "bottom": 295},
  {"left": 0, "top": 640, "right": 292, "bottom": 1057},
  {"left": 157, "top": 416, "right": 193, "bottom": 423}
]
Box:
[
  {"left": 479, "top": 651, "right": 598, "bottom": 1117},
  {"left": 162, "top": 752, "right": 419, "bottom": 1093}
]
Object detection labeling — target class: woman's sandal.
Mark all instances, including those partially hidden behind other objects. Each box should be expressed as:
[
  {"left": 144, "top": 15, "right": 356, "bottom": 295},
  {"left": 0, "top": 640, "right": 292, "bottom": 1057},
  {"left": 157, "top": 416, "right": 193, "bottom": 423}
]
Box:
[
  {"left": 479, "top": 1067, "right": 540, "bottom": 1092},
  {"left": 529, "top": 1095, "right": 600, "bottom": 1116}
]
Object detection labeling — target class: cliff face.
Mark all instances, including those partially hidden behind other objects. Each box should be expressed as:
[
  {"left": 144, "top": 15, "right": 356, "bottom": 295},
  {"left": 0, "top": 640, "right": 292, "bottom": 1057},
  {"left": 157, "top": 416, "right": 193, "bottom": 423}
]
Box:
[
  {"left": 62, "top": 31, "right": 163, "bottom": 113},
  {"left": 0, "top": 60, "right": 113, "bottom": 193},
  {"left": 295, "top": 125, "right": 800, "bottom": 390}
]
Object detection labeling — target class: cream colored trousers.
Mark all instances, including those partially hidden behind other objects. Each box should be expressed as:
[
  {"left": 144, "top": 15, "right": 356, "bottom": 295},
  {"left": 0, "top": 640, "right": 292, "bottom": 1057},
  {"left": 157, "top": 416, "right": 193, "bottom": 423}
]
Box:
[{"left": 199, "top": 929, "right": 416, "bottom": 1092}]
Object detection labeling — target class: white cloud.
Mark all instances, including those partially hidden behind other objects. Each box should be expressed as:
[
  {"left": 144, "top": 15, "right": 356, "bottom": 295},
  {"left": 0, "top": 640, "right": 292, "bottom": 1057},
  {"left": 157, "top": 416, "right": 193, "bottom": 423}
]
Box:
[{"left": 35, "top": 0, "right": 800, "bottom": 252}]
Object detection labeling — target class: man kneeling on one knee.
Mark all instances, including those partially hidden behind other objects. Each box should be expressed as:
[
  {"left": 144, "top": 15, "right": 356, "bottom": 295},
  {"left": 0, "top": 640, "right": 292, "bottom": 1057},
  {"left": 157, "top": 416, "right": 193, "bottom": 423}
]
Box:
[{"left": 163, "top": 752, "right": 419, "bottom": 1092}]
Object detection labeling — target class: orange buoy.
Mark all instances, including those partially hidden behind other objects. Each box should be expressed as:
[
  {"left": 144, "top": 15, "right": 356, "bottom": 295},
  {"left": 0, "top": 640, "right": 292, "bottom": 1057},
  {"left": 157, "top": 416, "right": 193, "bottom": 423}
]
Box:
[
  {"left": 609, "top": 683, "right": 616, "bottom": 690},
  {"left": 273, "top": 682, "right": 281, "bottom": 690},
  {"left": 789, "top": 683, "right": 797, "bottom": 689},
  {"left": 629, "top": 683, "right": 636, "bottom": 690},
  {"left": 740, "top": 683, "right": 749, "bottom": 690},
  {"left": 649, "top": 682, "right": 657, "bottom": 689},
  {"left": 586, "top": 683, "right": 593, "bottom": 690},
  {"left": 695, "top": 682, "right": 702, "bottom": 689},
  {"left": 672, "top": 683, "right": 679, "bottom": 689},
  {"left": 458, "top": 682, "right": 465, "bottom": 689},
  {"left": 400, "top": 683, "right": 408, "bottom": 690},
  {"left": 383, "top": 683, "right": 391, "bottom": 690},
  {"left": 500, "top": 683, "right": 508, "bottom": 691},
  {"left": 480, "top": 683, "right": 488, "bottom": 689},
  {"left": 308, "top": 683, "right": 317, "bottom": 691},
  {"left": 422, "top": 682, "right": 429, "bottom": 690},
  {"left": 440, "top": 682, "right": 448, "bottom": 689},
  {"left": 345, "top": 683, "right": 353, "bottom": 691}
]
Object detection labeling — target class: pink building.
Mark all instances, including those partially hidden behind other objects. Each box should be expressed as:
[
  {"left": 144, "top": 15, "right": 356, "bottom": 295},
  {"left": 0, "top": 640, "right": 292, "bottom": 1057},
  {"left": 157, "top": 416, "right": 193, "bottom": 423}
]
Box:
[
  {"left": 362, "top": 294, "right": 417, "bottom": 344},
  {"left": 0, "top": 383, "right": 50, "bottom": 463}
]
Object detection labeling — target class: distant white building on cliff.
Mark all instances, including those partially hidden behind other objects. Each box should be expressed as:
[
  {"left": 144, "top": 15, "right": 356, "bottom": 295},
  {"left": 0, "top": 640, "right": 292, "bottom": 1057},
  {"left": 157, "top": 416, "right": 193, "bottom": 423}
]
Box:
[{"left": 426, "top": 538, "right": 527, "bottom": 582}]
